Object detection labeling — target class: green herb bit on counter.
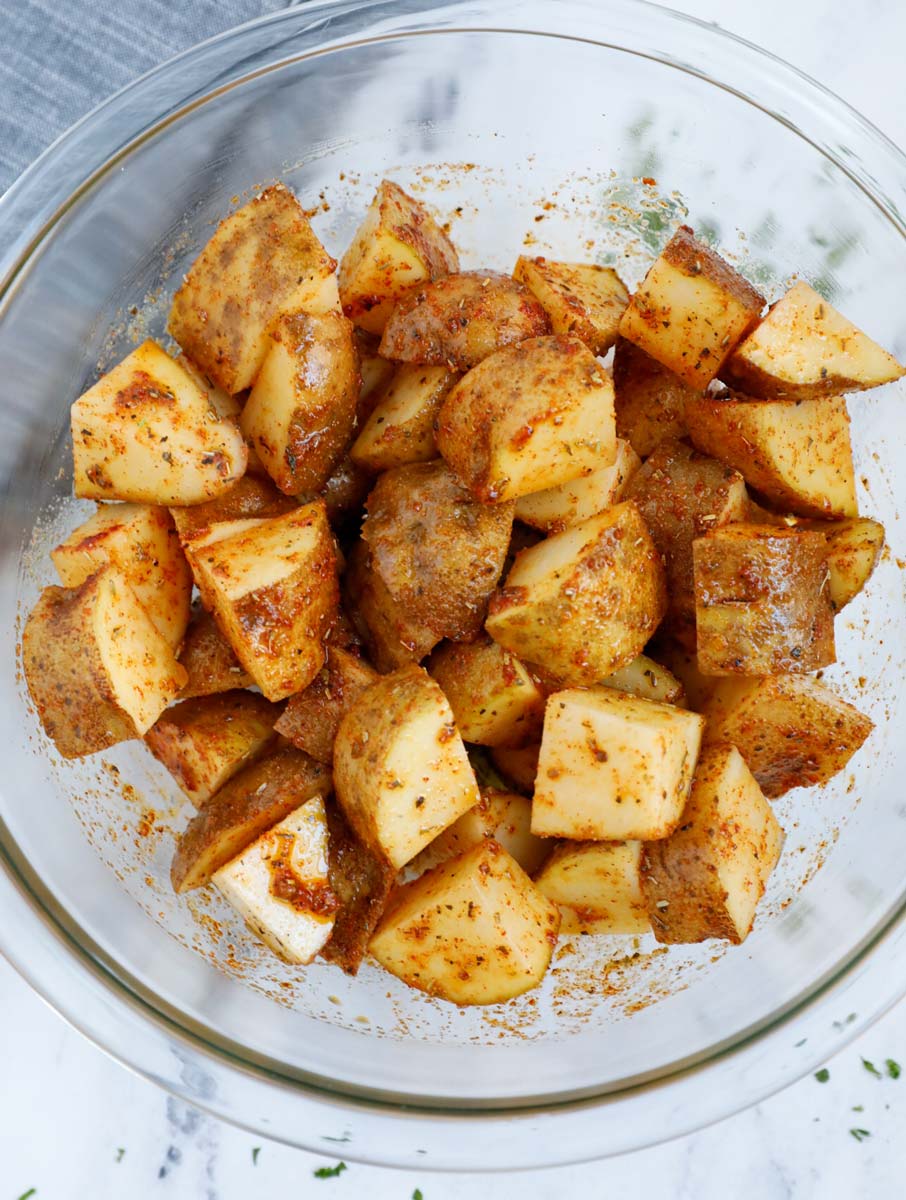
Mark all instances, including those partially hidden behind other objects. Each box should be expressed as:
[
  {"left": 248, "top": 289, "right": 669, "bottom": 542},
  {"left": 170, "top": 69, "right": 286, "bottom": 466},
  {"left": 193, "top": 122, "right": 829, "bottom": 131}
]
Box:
[{"left": 314, "top": 1161, "right": 348, "bottom": 1179}]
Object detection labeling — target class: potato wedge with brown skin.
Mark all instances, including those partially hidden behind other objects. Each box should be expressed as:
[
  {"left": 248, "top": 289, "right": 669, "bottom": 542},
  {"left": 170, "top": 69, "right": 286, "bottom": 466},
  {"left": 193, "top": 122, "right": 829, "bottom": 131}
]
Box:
[
  {"left": 436, "top": 335, "right": 617, "bottom": 503},
  {"left": 378, "top": 270, "right": 551, "bottom": 369},
  {"left": 145, "top": 691, "right": 280, "bottom": 807},
  {"left": 599, "top": 654, "right": 686, "bottom": 706},
  {"left": 170, "top": 745, "right": 330, "bottom": 892},
  {"left": 685, "top": 392, "right": 857, "bottom": 519},
  {"left": 170, "top": 474, "right": 298, "bottom": 542},
  {"left": 618, "top": 226, "right": 765, "bottom": 388},
  {"left": 274, "top": 647, "right": 379, "bottom": 763},
  {"left": 693, "top": 524, "right": 835, "bottom": 675},
  {"left": 362, "top": 461, "right": 513, "bottom": 643},
  {"left": 72, "top": 340, "right": 248, "bottom": 506},
  {"left": 23, "top": 568, "right": 187, "bottom": 759},
  {"left": 168, "top": 184, "right": 339, "bottom": 394},
  {"left": 315, "top": 454, "right": 373, "bottom": 525},
  {"left": 722, "top": 280, "right": 905, "bottom": 399},
  {"left": 486, "top": 502, "right": 667, "bottom": 686},
  {"left": 513, "top": 257, "right": 629, "bottom": 354},
  {"left": 52, "top": 503, "right": 192, "bottom": 651},
  {"left": 178, "top": 604, "right": 253, "bottom": 697},
  {"left": 702, "top": 675, "right": 874, "bottom": 799},
  {"left": 321, "top": 801, "right": 396, "bottom": 975},
  {"left": 806, "top": 517, "right": 885, "bottom": 612},
  {"left": 535, "top": 840, "right": 650, "bottom": 935},
  {"left": 612, "top": 338, "right": 696, "bottom": 457},
  {"left": 490, "top": 741, "right": 540, "bottom": 796},
  {"left": 350, "top": 364, "right": 459, "bottom": 472},
  {"left": 369, "top": 839, "right": 560, "bottom": 1005},
  {"left": 339, "top": 179, "right": 459, "bottom": 335},
  {"left": 410, "top": 788, "right": 549, "bottom": 877},
  {"left": 641, "top": 744, "right": 784, "bottom": 945},
  {"left": 428, "top": 636, "right": 545, "bottom": 747},
  {"left": 514, "top": 438, "right": 640, "bottom": 534},
  {"left": 343, "top": 541, "right": 441, "bottom": 672},
  {"left": 175, "top": 355, "right": 268, "bottom": 480}
]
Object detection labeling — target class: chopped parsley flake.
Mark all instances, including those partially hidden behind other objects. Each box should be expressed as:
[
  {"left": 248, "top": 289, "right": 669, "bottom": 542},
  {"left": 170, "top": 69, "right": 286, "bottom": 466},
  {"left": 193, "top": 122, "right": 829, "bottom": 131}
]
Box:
[
  {"left": 115, "top": 1148, "right": 126, "bottom": 1163},
  {"left": 17, "top": 1191, "right": 37, "bottom": 1200},
  {"left": 252, "top": 1146, "right": 261, "bottom": 1165},
  {"left": 313, "top": 1161, "right": 347, "bottom": 1179},
  {"left": 886, "top": 1058, "right": 901, "bottom": 1079},
  {"left": 413, "top": 1191, "right": 424, "bottom": 1200},
  {"left": 850, "top": 1128, "right": 871, "bottom": 1143},
  {"left": 862, "top": 1057, "right": 882, "bottom": 1079},
  {"left": 814, "top": 1068, "right": 830, "bottom": 1083}
]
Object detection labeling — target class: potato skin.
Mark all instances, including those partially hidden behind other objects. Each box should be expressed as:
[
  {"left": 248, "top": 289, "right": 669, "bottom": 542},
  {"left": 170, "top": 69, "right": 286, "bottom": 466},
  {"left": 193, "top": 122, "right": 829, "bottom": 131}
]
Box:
[
  {"left": 178, "top": 604, "right": 253, "bottom": 697},
  {"left": 343, "top": 541, "right": 441, "bottom": 672},
  {"left": 490, "top": 741, "right": 541, "bottom": 795},
  {"left": 170, "top": 475, "right": 298, "bottom": 542},
  {"left": 274, "top": 646, "right": 379, "bottom": 763},
  {"left": 378, "top": 271, "right": 551, "bottom": 369},
  {"left": 321, "top": 801, "right": 396, "bottom": 975},
  {"left": 612, "top": 338, "right": 696, "bottom": 457}
]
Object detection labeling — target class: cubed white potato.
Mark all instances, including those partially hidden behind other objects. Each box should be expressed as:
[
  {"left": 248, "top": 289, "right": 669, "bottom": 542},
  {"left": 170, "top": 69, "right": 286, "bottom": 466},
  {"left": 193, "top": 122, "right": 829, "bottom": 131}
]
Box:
[
  {"left": 514, "top": 438, "right": 641, "bottom": 533},
  {"left": 428, "top": 636, "right": 545, "bottom": 747},
  {"left": 599, "top": 654, "right": 686, "bottom": 706},
  {"left": 410, "top": 789, "right": 549, "bottom": 876},
  {"left": 350, "top": 364, "right": 459, "bottom": 472},
  {"left": 612, "top": 337, "right": 695, "bottom": 457},
  {"left": 820, "top": 517, "right": 885, "bottom": 611},
  {"left": 534, "top": 840, "right": 650, "bottom": 934},
  {"left": 513, "top": 257, "right": 629, "bottom": 354}
]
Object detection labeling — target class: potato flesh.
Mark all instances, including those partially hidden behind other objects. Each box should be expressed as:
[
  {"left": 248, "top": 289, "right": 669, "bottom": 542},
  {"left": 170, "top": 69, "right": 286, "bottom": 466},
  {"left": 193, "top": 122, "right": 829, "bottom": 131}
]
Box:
[
  {"left": 411, "top": 789, "right": 549, "bottom": 876},
  {"left": 333, "top": 665, "right": 480, "bottom": 869},
  {"left": 535, "top": 841, "right": 649, "bottom": 934},
  {"left": 168, "top": 183, "right": 339, "bottom": 393},
  {"left": 428, "top": 637, "right": 545, "bottom": 747},
  {"left": 820, "top": 517, "right": 885, "bottom": 611},
  {"left": 177, "top": 605, "right": 253, "bottom": 697},
  {"left": 436, "top": 335, "right": 617, "bottom": 503},
  {"left": 600, "top": 654, "right": 685, "bottom": 706},
  {"left": 350, "top": 364, "right": 459, "bottom": 472},
  {"left": 612, "top": 338, "right": 695, "bottom": 457},
  {"left": 213, "top": 796, "right": 336, "bottom": 965},
  {"left": 169, "top": 474, "right": 298, "bottom": 543},
  {"left": 274, "top": 646, "right": 379, "bottom": 763},
  {"left": 722, "top": 280, "right": 905, "bottom": 399},
  {"left": 618, "top": 226, "right": 765, "bottom": 388},
  {"left": 642, "top": 744, "right": 783, "bottom": 944},
  {"left": 369, "top": 840, "right": 560, "bottom": 1005},
  {"left": 71, "top": 340, "right": 247, "bottom": 506},
  {"left": 514, "top": 438, "right": 640, "bottom": 533},
  {"left": 52, "top": 503, "right": 192, "bottom": 651},
  {"left": 532, "top": 687, "right": 704, "bottom": 840},
  {"left": 513, "top": 257, "right": 629, "bottom": 355},
  {"left": 490, "top": 742, "right": 541, "bottom": 795}
]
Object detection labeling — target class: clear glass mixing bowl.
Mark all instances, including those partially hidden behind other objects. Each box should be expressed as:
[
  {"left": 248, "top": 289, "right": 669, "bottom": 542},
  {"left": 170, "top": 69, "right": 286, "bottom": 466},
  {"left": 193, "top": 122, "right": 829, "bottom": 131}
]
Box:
[{"left": 2, "top": 0, "right": 906, "bottom": 1170}]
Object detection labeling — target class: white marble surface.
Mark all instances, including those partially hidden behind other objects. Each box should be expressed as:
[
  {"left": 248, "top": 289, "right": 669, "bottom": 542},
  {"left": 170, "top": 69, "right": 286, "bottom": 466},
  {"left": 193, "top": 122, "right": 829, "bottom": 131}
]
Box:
[{"left": 4, "top": 0, "right": 906, "bottom": 1195}]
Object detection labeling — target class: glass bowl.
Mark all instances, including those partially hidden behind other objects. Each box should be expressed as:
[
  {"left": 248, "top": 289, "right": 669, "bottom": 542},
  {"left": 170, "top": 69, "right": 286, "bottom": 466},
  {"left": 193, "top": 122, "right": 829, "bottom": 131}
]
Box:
[{"left": 2, "top": 0, "right": 906, "bottom": 1171}]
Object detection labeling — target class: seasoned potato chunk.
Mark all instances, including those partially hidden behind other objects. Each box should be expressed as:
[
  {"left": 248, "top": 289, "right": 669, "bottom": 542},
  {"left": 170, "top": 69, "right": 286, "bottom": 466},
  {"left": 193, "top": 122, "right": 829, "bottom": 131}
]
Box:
[
  {"left": 178, "top": 605, "right": 253, "bottom": 697},
  {"left": 321, "top": 802, "right": 397, "bottom": 975},
  {"left": 513, "top": 257, "right": 629, "bottom": 354},
  {"left": 274, "top": 647, "right": 378, "bottom": 763},
  {"left": 514, "top": 438, "right": 640, "bottom": 534},
  {"left": 612, "top": 338, "right": 695, "bottom": 457},
  {"left": 600, "top": 654, "right": 685, "bottom": 706},
  {"left": 241, "top": 310, "right": 360, "bottom": 495},
  {"left": 333, "top": 665, "right": 479, "bottom": 869},
  {"left": 685, "top": 393, "right": 857, "bottom": 519},
  {"left": 369, "top": 840, "right": 560, "bottom": 1005},
  {"left": 52, "top": 503, "right": 192, "bottom": 651},
  {"left": 145, "top": 691, "right": 279, "bottom": 807},
  {"left": 185, "top": 502, "right": 338, "bottom": 701},
  {"left": 411, "top": 788, "right": 549, "bottom": 876},
  {"left": 646, "top": 635, "right": 718, "bottom": 711},
  {"left": 486, "top": 502, "right": 667, "bottom": 685},
  {"left": 362, "top": 461, "right": 513, "bottom": 642},
  {"left": 71, "top": 340, "right": 247, "bottom": 505},
  {"left": 169, "top": 474, "right": 298, "bottom": 542},
  {"left": 168, "top": 184, "right": 338, "bottom": 393},
  {"left": 343, "top": 541, "right": 441, "bottom": 671},
  {"left": 535, "top": 840, "right": 650, "bottom": 934},
  {"left": 490, "top": 741, "right": 541, "bottom": 795},
  {"left": 436, "top": 335, "right": 617, "bottom": 503},
  {"left": 814, "top": 517, "right": 885, "bottom": 612},
  {"left": 379, "top": 271, "right": 550, "bottom": 369},
  {"left": 23, "top": 568, "right": 187, "bottom": 759},
  {"left": 703, "top": 675, "right": 873, "bottom": 798},
  {"left": 350, "top": 365, "right": 459, "bottom": 472},
  {"left": 722, "top": 281, "right": 905, "bottom": 399},
  {"left": 619, "top": 226, "right": 765, "bottom": 387},
  {"left": 532, "top": 687, "right": 704, "bottom": 841},
  {"left": 693, "top": 524, "right": 835, "bottom": 675},
  {"left": 171, "top": 746, "right": 329, "bottom": 891},
  {"left": 213, "top": 796, "right": 337, "bottom": 964},
  {"left": 428, "top": 636, "right": 545, "bottom": 747},
  {"left": 338, "top": 179, "right": 459, "bottom": 334},
  {"left": 641, "top": 744, "right": 783, "bottom": 944}
]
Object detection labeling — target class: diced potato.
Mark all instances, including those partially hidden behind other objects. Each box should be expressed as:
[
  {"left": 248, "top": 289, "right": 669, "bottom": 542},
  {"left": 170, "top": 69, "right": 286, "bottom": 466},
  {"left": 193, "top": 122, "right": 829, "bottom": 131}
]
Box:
[
  {"left": 411, "top": 789, "right": 549, "bottom": 876},
  {"left": 646, "top": 635, "right": 718, "bottom": 711},
  {"left": 600, "top": 654, "right": 685, "bottom": 706},
  {"left": 490, "top": 742, "right": 540, "bottom": 795},
  {"left": 703, "top": 675, "right": 874, "bottom": 798},
  {"left": 612, "top": 338, "right": 695, "bottom": 457},
  {"left": 23, "top": 568, "right": 187, "bottom": 759},
  {"left": 362, "top": 461, "right": 513, "bottom": 642},
  {"left": 369, "top": 840, "right": 560, "bottom": 1005},
  {"left": 213, "top": 796, "right": 337, "bottom": 964},
  {"left": 378, "top": 271, "right": 551, "bottom": 369},
  {"left": 436, "top": 335, "right": 617, "bottom": 503},
  {"left": 52, "top": 503, "right": 192, "bottom": 651},
  {"left": 514, "top": 438, "right": 640, "bottom": 534},
  {"left": 170, "top": 474, "right": 298, "bottom": 542},
  {"left": 428, "top": 637, "right": 545, "bottom": 747},
  {"left": 815, "top": 517, "right": 885, "bottom": 612},
  {"left": 274, "top": 646, "right": 379, "bottom": 763},
  {"left": 722, "top": 281, "right": 905, "bottom": 399},
  {"left": 534, "top": 841, "right": 650, "bottom": 934},
  {"left": 338, "top": 179, "right": 459, "bottom": 334},
  {"left": 71, "top": 340, "right": 247, "bottom": 505},
  {"left": 145, "top": 691, "right": 279, "bottom": 807},
  {"left": 178, "top": 604, "right": 253, "bottom": 697},
  {"left": 358, "top": 340, "right": 397, "bottom": 411},
  {"left": 485, "top": 502, "right": 667, "bottom": 685},
  {"left": 513, "top": 257, "right": 629, "bottom": 354},
  {"left": 350, "top": 365, "right": 459, "bottom": 472},
  {"left": 693, "top": 524, "right": 835, "bottom": 674},
  {"left": 343, "top": 541, "right": 441, "bottom": 671},
  {"left": 168, "top": 184, "right": 339, "bottom": 394},
  {"left": 171, "top": 746, "right": 329, "bottom": 891},
  {"left": 641, "top": 744, "right": 784, "bottom": 944},
  {"left": 321, "top": 802, "right": 397, "bottom": 975},
  {"left": 317, "top": 455, "right": 372, "bottom": 524},
  {"left": 185, "top": 502, "right": 338, "bottom": 701},
  {"left": 618, "top": 226, "right": 765, "bottom": 388},
  {"left": 532, "top": 687, "right": 704, "bottom": 840},
  {"left": 241, "top": 310, "right": 360, "bottom": 495},
  {"left": 685, "top": 393, "right": 857, "bottom": 519},
  {"left": 625, "top": 438, "right": 749, "bottom": 627},
  {"left": 333, "top": 664, "right": 480, "bottom": 869},
  {"left": 176, "top": 354, "right": 268, "bottom": 479}
]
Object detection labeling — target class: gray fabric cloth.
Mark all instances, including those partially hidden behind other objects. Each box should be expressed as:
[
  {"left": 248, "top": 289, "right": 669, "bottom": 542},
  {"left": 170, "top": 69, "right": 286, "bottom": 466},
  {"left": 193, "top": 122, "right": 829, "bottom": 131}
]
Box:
[{"left": 0, "top": 0, "right": 295, "bottom": 193}]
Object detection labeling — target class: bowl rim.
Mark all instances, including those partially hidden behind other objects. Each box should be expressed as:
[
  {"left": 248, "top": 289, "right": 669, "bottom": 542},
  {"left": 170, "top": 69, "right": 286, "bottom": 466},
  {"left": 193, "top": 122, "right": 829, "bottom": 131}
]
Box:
[{"left": 3, "top": 0, "right": 906, "bottom": 1169}]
